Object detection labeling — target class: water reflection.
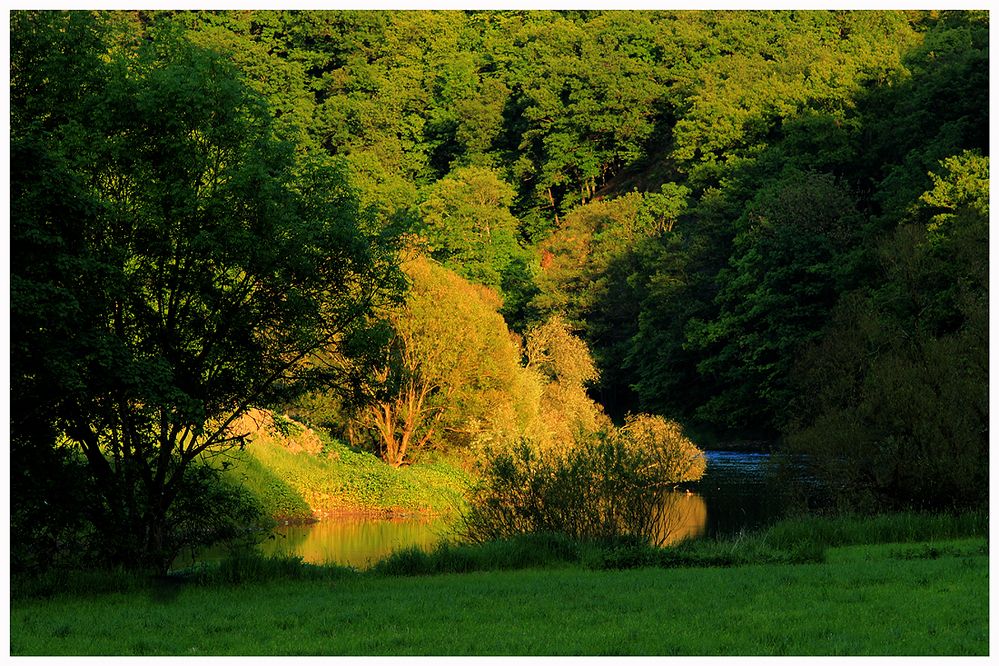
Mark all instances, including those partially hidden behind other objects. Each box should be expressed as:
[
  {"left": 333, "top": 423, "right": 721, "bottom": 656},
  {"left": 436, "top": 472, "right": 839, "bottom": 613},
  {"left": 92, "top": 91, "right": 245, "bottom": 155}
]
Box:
[
  {"left": 259, "top": 491, "right": 709, "bottom": 568},
  {"left": 654, "top": 491, "right": 708, "bottom": 546},
  {"left": 220, "top": 450, "right": 783, "bottom": 568},
  {"left": 259, "top": 515, "right": 452, "bottom": 568}
]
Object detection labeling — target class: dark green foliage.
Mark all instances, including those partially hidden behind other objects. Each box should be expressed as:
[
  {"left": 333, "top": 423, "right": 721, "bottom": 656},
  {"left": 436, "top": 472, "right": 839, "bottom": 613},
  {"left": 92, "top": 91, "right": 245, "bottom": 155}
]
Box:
[
  {"left": 785, "top": 244, "right": 987, "bottom": 508},
  {"left": 11, "top": 11, "right": 398, "bottom": 573},
  {"left": 9, "top": 443, "right": 96, "bottom": 574},
  {"left": 784, "top": 149, "right": 988, "bottom": 511},
  {"left": 621, "top": 13, "right": 986, "bottom": 475},
  {"left": 686, "top": 171, "right": 862, "bottom": 434}
]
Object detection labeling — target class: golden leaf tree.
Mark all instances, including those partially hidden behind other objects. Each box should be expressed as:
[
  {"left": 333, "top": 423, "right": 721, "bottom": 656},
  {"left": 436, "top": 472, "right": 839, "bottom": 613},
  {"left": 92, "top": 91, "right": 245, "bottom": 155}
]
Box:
[{"left": 358, "top": 257, "right": 541, "bottom": 466}]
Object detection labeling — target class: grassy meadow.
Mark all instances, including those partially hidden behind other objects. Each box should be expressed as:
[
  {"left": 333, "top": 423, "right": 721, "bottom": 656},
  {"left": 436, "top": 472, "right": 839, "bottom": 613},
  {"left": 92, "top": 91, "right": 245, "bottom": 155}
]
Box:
[
  {"left": 11, "top": 513, "right": 988, "bottom": 656},
  {"left": 10, "top": 537, "right": 986, "bottom": 656}
]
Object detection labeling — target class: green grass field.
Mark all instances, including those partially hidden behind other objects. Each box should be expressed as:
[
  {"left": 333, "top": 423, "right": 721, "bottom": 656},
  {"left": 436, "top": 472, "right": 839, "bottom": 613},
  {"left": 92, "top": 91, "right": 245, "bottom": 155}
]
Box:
[{"left": 10, "top": 537, "right": 987, "bottom": 655}]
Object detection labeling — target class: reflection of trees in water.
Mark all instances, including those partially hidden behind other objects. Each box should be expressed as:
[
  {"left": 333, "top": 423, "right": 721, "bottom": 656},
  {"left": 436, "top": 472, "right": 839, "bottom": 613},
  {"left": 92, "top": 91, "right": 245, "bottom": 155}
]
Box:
[
  {"left": 652, "top": 491, "right": 707, "bottom": 546},
  {"left": 256, "top": 493, "right": 707, "bottom": 567},
  {"left": 261, "top": 517, "right": 448, "bottom": 568}
]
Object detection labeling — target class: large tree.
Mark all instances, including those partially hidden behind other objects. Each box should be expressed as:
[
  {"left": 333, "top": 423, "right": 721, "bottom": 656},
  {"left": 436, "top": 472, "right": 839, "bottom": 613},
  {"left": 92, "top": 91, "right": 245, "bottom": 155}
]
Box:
[
  {"left": 356, "top": 256, "right": 540, "bottom": 466},
  {"left": 11, "top": 11, "right": 399, "bottom": 572},
  {"left": 417, "top": 165, "right": 522, "bottom": 291},
  {"left": 685, "top": 171, "right": 862, "bottom": 435}
]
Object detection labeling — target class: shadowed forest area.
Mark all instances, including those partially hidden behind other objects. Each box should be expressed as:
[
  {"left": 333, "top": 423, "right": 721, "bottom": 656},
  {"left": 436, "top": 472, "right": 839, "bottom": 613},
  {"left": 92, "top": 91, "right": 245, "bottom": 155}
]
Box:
[{"left": 10, "top": 8, "right": 987, "bottom": 616}]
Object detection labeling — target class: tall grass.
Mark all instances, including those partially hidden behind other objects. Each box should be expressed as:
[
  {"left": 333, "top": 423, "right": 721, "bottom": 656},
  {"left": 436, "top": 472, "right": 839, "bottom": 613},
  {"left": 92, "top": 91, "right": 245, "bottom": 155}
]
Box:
[
  {"left": 371, "top": 532, "right": 583, "bottom": 576},
  {"left": 373, "top": 510, "right": 987, "bottom": 576},
  {"left": 11, "top": 551, "right": 359, "bottom": 601},
  {"left": 760, "top": 510, "right": 988, "bottom": 550},
  {"left": 185, "top": 550, "right": 357, "bottom": 586},
  {"left": 10, "top": 566, "right": 153, "bottom": 600}
]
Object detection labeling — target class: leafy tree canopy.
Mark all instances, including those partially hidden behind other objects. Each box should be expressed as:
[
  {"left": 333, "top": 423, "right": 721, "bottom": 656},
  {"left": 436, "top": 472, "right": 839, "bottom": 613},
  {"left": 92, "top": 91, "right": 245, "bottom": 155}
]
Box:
[{"left": 11, "top": 11, "right": 400, "bottom": 571}]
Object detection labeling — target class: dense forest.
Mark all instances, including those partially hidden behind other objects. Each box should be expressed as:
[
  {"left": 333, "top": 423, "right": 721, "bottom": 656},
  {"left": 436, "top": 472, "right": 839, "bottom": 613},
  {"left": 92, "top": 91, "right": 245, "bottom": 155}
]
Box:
[{"left": 11, "top": 10, "right": 988, "bottom": 574}]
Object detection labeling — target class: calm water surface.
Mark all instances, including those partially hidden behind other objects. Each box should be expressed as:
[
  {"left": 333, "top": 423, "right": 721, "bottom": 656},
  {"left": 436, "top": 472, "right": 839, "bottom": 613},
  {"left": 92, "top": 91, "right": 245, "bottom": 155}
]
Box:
[
  {"left": 260, "top": 515, "right": 452, "bottom": 569},
  {"left": 244, "top": 449, "right": 794, "bottom": 568},
  {"left": 689, "top": 450, "right": 802, "bottom": 538}
]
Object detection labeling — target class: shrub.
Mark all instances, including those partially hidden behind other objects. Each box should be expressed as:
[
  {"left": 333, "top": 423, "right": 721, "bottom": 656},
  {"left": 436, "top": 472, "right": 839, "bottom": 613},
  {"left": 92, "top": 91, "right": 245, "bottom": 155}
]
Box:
[
  {"left": 462, "top": 418, "right": 705, "bottom": 546},
  {"left": 617, "top": 414, "right": 707, "bottom": 483}
]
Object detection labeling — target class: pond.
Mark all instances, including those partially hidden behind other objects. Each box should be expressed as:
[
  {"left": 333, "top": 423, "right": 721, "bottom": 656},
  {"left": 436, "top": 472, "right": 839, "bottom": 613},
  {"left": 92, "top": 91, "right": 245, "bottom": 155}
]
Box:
[{"left": 209, "top": 449, "right": 799, "bottom": 569}]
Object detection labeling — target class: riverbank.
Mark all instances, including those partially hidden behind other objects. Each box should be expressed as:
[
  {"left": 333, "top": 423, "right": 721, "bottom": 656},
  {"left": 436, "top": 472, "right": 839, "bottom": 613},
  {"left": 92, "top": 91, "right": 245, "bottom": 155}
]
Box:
[
  {"left": 223, "top": 410, "right": 474, "bottom": 521},
  {"left": 11, "top": 536, "right": 986, "bottom": 655}
]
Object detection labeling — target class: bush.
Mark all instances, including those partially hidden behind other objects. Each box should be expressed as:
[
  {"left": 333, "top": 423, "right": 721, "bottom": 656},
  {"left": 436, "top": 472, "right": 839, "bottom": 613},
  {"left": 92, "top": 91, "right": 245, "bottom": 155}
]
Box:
[
  {"left": 462, "top": 418, "right": 705, "bottom": 546},
  {"left": 11, "top": 443, "right": 100, "bottom": 575}
]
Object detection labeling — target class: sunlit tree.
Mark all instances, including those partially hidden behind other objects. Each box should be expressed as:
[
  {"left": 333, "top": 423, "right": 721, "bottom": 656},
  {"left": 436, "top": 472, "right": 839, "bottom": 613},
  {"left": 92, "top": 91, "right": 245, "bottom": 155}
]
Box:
[
  {"left": 356, "top": 257, "right": 540, "bottom": 466},
  {"left": 418, "top": 165, "right": 522, "bottom": 290},
  {"left": 524, "top": 315, "right": 607, "bottom": 450}
]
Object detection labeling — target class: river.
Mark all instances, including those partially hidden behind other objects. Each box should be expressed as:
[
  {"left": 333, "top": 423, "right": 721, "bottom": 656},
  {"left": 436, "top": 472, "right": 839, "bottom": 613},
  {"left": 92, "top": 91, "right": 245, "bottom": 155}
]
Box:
[{"left": 237, "top": 449, "right": 796, "bottom": 569}]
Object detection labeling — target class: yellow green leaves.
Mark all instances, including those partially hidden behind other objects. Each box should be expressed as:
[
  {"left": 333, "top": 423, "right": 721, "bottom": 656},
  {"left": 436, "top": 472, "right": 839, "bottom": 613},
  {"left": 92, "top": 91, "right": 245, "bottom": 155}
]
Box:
[{"left": 919, "top": 151, "right": 989, "bottom": 237}]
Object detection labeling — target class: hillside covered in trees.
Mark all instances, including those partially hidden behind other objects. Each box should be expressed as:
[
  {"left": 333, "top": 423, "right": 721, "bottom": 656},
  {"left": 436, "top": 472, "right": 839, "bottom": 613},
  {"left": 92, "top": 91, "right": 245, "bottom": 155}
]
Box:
[{"left": 11, "top": 10, "right": 988, "bottom": 573}]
